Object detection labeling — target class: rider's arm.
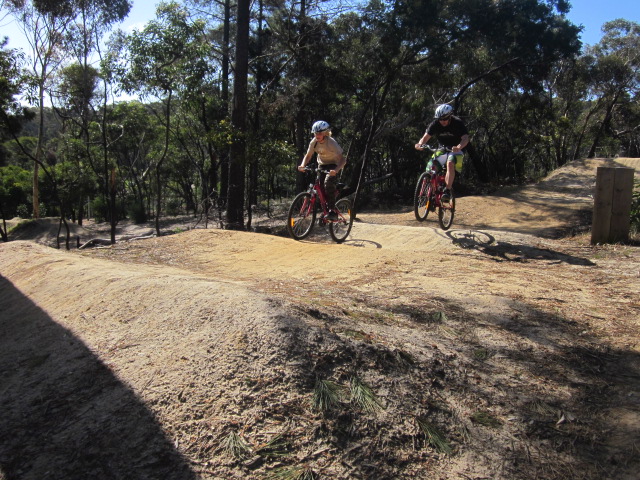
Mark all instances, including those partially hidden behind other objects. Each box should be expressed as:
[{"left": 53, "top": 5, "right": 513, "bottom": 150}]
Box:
[
  {"left": 415, "top": 132, "right": 431, "bottom": 150},
  {"left": 452, "top": 134, "right": 469, "bottom": 153},
  {"left": 298, "top": 143, "right": 315, "bottom": 171}
]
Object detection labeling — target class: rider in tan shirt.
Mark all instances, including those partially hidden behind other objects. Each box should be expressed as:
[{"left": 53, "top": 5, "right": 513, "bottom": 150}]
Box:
[{"left": 298, "top": 121, "right": 346, "bottom": 220}]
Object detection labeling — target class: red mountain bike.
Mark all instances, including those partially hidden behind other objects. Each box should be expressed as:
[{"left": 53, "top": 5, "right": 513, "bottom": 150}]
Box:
[
  {"left": 414, "top": 145, "right": 456, "bottom": 230},
  {"left": 287, "top": 166, "right": 354, "bottom": 243}
]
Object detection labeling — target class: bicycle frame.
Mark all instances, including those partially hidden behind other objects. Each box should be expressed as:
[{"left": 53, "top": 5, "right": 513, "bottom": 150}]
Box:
[
  {"left": 287, "top": 166, "right": 355, "bottom": 242},
  {"left": 429, "top": 162, "right": 450, "bottom": 205},
  {"left": 304, "top": 168, "right": 344, "bottom": 221},
  {"left": 414, "top": 145, "right": 456, "bottom": 229}
]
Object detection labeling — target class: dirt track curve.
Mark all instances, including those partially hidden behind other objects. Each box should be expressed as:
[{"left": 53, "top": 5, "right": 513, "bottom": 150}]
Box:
[{"left": 1, "top": 157, "right": 639, "bottom": 480}]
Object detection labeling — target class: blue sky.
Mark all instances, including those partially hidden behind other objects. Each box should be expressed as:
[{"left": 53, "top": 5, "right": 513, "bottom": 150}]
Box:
[
  {"left": 115, "top": 0, "right": 640, "bottom": 47},
  {"left": 567, "top": 0, "right": 639, "bottom": 45},
  {"left": 2, "top": 0, "right": 639, "bottom": 52}
]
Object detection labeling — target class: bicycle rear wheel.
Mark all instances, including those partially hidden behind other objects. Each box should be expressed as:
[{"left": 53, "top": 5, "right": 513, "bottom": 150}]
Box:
[
  {"left": 329, "top": 198, "right": 354, "bottom": 243},
  {"left": 438, "top": 190, "right": 455, "bottom": 230},
  {"left": 414, "top": 172, "right": 433, "bottom": 221},
  {"left": 287, "top": 192, "right": 316, "bottom": 240}
]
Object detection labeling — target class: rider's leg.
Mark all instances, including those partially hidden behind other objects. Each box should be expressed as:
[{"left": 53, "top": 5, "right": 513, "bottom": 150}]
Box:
[
  {"left": 323, "top": 168, "right": 338, "bottom": 211},
  {"left": 445, "top": 160, "right": 455, "bottom": 190}
]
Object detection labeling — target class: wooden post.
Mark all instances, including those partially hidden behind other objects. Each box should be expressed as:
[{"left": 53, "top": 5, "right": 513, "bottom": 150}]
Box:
[{"left": 591, "top": 167, "right": 635, "bottom": 244}]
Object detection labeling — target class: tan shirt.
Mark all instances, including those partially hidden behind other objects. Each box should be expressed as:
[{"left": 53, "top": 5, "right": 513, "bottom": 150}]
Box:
[{"left": 306, "top": 136, "right": 343, "bottom": 166}]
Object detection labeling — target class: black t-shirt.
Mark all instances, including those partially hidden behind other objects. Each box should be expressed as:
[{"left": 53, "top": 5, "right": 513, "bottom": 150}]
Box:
[{"left": 425, "top": 116, "right": 468, "bottom": 148}]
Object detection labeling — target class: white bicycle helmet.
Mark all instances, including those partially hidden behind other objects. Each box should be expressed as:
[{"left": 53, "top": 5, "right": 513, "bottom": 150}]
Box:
[
  {"left": 311, "top": 120, "right": 330, "bottom": 134},
  {"left": 434, "top": 104, "right": 454, "bottom": 119}
]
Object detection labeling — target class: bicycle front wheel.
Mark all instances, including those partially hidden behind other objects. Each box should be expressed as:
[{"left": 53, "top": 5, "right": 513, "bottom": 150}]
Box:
[
  {"left": 287, "top": 192, "right": 316, "bottom": 240},
  {"left": 438, "top": 190, "right": 455, "bottom": 230},
  {"left": 329, "top": 198, "right": 354, "bottom": 243},
  {"left": 414, "top": 172, "right": 433, "bottom": 221}
]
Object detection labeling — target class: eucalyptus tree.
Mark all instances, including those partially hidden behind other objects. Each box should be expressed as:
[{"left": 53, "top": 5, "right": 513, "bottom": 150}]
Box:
[
  {"left": 226, "top": 0, "right": 250, "bottom": 229},
  {"left": 107, "top": 101, "right": 161, "bottom": 221},
  {"left": 300, "top": 0, "right": 581, "bottom": 203},
  {"left": 106, "top": 1, "right": 211, "bottom": 236},
  {"left": 7, "top": 0, "right": 71, "bottom": 218},
  {"left": 584, "top": 20, "right": 640, "bottom": 158},
  {"left": 182, "top": 0, "right": 234, "bottom": 205},
  {"left": 0, "top": 38, "right": 27, "bottom": 157},
  {"left": 268, "top": 1, "right": 353, "bottom": 190},
  {"left": 171, "top": 93, "right": 233, "bottom": 224},
  {"left": 391, "top": 0, "right": 581, "bottom": 183},
  {"left": 0, "top": 38, "right": 29, "bottom": 240}
]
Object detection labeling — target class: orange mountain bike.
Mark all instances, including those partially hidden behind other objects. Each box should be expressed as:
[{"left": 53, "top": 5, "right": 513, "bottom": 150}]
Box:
[
  {"left": 287, "top": 166, "right": 354, "bottom": 243},
  {"left": 414, "top": 145, "right": 456, "bottom": 230}
]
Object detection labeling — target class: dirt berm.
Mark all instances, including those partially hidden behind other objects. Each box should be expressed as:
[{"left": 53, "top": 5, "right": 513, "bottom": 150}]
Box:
[{"left": 1, "top": 157, "right": 639, "bottom": 480}]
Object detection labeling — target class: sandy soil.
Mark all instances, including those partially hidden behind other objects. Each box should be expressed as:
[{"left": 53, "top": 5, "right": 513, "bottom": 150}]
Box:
[{"left": 1, "top": 157, "right": 639, "bottom": 480}]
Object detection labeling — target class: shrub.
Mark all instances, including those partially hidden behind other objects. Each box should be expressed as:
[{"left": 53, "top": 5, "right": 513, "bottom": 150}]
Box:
[
  {"left": 16, "top": 204, "right": 30, "bottom": 218},
  {"left": 91, "top": 196, "right": 109, "bottom": 223},
  {"left": 631, "top": 180, "right": 640, "bottom": 235},
  {"left": 127, "top": 202, "right": 147, "bottom": 224}
]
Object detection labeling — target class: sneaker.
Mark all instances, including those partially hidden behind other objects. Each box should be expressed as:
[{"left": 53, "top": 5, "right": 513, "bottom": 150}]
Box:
[
  {"left": 441, "top": 188, "right": 451, "bottom": 202},
  {"left": 327, "top": 210, "right": 339, "bottom": 221}
]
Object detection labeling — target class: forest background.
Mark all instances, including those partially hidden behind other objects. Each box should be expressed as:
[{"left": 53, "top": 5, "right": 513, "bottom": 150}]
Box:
[{"left": 1, "top": 0, "right": 639, "bottom": 242}]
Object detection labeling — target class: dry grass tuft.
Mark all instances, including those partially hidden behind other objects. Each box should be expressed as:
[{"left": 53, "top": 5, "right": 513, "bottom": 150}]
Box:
[
  {"left": 415, "top": 416, "right": 453, "bottom": 455},
  {"left": 350, "top": 376, "right": 384, "bottom": 413},
  {"left": 221, "top": 431, "right": 252, "bottom": 458},
  {"left": 312, "top": 379, "right": 347, "bottom": 411}
]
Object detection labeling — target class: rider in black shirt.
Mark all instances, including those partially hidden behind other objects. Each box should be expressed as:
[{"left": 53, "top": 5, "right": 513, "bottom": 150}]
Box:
[{"left": 415, "top": 104, "right": 469, "bottom": 200}]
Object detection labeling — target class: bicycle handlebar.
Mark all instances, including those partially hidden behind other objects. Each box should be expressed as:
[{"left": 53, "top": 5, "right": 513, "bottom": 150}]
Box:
[
  {"left": 419, "top": 144, "right": 453, "bottom": 153},
  {"left": 301, "top": 165, "right": 336, "bottom": 174}
]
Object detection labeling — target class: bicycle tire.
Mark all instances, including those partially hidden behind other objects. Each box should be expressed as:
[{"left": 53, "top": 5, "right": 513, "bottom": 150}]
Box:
[
  {"left": 287, "top": 192, "right": 316, "bottom": 240},
  {"left": 438, "top": 190, "right": 455, "bottom": 230},
  {"left": 414, "top": 172, "right": 432, "bottom": 221},
  {"left": 329, "top": 198, "right": 354, "bottom": 243}
]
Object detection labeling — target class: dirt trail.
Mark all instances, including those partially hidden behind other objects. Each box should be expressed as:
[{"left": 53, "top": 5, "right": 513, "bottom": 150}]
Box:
[{"left": 1, "top": 157, "right": 639, "bottom": 480}]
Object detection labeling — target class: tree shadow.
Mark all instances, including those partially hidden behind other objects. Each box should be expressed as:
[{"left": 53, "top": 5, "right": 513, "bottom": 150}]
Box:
[
  {"left": 385, "top": 293, "right": 640, "bottom": 479},
  {"left": 446, "top": 229, "right": 596, "bottom": 265},
  {"left": 0, "top": 275, "right": 196, "bottom": 480}
]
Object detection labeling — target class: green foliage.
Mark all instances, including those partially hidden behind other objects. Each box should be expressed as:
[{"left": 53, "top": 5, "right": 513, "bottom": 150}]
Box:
[
  {"left": 631, "top": 180, "right": 640, "bottom": 234},
  {"left": 6, "top": 0, "right": 639, "bottom": 219},
  {"left": 91, "top": 196, "right": 109, "bottom": 223},
  {"left": 0, "top": 165, "right": 32, "bottom": 218},
  {"left": 0, "top": 39, "right": 28, "bottom": 143},
  {"left": 126, "top": 201, "right": 147, "bottom": 224},
  {"left": 16, "top": 204, "right": 30, "bottom": 218}
]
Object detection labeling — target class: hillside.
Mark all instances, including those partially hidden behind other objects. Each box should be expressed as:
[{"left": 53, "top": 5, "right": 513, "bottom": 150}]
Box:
[{"left": 1, "top": 157, "right": 639, "bottom": 480}]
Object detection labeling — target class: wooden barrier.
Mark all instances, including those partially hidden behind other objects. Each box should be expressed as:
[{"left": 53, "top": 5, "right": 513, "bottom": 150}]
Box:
[{"left": 591, "top": 166, "right": 635, "bottom": 244}]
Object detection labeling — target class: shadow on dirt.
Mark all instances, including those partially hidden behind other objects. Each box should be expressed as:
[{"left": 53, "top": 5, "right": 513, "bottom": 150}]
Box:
[
  {"left": 0, "top": 275, "right": 196, "bottom": 480},
  {"left": 446, "top": 229, "right": 596, "bottom": 265},
  {"left": 382, "top": 294, "right": 640, "bottom": 479}
]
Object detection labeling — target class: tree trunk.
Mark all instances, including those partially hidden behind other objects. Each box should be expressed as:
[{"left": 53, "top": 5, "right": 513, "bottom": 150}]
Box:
[
  {"left": 219, "top": 0, "right": 231, "bottom": 208},
  {"left": 155, "top": 90, "right": 173, "bottom": 237},
  {"left": 226, "top": 0, "right": 250, "bottom": 230},
  {"left": 587, "top": 94, "right": 619, "bottom": 158},
  {"left": 33, "top": 83, "right": 46, "bottom": 219}
]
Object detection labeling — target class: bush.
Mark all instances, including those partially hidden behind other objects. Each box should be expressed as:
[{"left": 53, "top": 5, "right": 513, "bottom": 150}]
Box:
[
  {"left": 91, "top": 196, "right": 109, "bottom": 223},
  {"left": 165, "top": 197, "right": 183, "bottom": 216},
  {"left": 631, "top": 180, "right": 640, "bottom": 235},
  {"left": 127, "top": 202, "right": 147, "bottom": 224},
  {"left": 16, "top": 204, "right": 30, "bottom": 218}
]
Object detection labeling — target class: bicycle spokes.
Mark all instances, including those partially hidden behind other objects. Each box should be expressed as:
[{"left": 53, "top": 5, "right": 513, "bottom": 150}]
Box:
[{"left": 287, "top": 192, "right": 316, "bottom": 240}]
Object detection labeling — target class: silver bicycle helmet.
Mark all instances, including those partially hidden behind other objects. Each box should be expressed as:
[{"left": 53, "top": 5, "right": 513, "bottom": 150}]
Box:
[
  {"left": 434, "top": 104, "right": 454, "bottom": 119},
  {"left": 311, "top": 120, "right": 330, "bottom": 134}
]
